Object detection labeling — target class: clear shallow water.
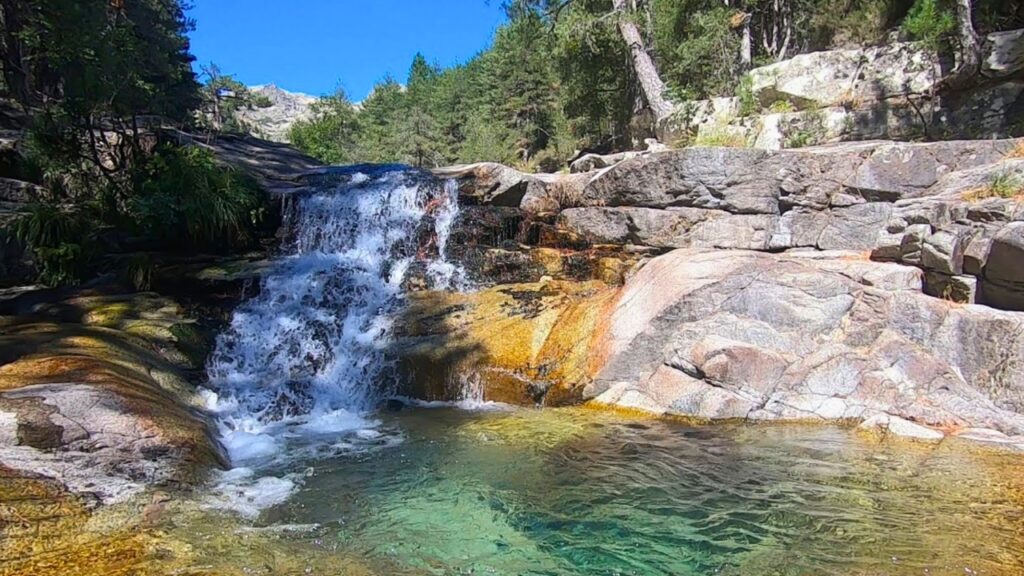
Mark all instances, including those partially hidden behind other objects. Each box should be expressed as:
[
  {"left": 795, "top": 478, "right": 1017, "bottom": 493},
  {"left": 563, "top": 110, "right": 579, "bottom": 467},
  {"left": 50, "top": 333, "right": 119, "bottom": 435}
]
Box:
[{"left": 164, "top": 407, "right": 1024, "bottom": 576}]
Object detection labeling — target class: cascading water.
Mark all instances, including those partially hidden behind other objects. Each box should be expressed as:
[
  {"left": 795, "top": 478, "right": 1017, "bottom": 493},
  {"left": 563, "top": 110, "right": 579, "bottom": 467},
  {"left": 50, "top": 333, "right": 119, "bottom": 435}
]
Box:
[{"left": 204, "top": 166, "right": 464, "bottom": 468}]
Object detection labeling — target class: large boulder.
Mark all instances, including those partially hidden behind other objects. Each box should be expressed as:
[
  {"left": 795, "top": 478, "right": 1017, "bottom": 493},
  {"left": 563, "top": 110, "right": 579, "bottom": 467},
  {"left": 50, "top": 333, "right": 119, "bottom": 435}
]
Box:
[
  {"left": 582, "top": 147, "right": 781, "bottom": 214},
  {"left": 433, "top": 163, "right": 593, "bottom": 214},
  {"left": 747, "top": 32, "right": 1023, "bottom": 111},
  {"left": 396, "top": 247, "right": 1024, "bottom": 439},
  {"left": 559, "top": 207, "right": 779, "bottom": 251},
  {"left": 983, "top": 222, "right": 1024, "bottom": 311},
  {"left": 748, "top": 42, "right": 939, "bottom": 111},
  {"left": 585, "top": 249, "right": 1024, "bottom": 436},
  {"left": 984, "top": 28, "right": 1024, "bottom": 79},
  {"left": 669, "top": 31, "right": 1023, "bottom": 148},
  {"left": 0, "top": 292, "right": 225, "bottom": 504},
  {"left": 434, "top": 162, "right": 544, "bottom": 207},
  {"left": 441, "top": 139, "right": 1024, "bottom": 311},
  {"left": 843, "top": 140, "right": 1011, "bottom": 200}
]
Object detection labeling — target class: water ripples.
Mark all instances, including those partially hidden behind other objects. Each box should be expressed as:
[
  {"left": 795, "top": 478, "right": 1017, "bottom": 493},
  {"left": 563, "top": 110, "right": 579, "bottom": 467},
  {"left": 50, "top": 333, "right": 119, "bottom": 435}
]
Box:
[{"left": 262, "top": 408, "right": 1024, "bottom": 575}]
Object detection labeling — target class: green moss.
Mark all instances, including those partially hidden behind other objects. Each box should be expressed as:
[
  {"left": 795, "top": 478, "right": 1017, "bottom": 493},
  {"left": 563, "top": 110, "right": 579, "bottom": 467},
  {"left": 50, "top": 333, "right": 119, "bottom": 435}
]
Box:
[{"left": 170, "top": 322, "right": 212, "bottom": 369}]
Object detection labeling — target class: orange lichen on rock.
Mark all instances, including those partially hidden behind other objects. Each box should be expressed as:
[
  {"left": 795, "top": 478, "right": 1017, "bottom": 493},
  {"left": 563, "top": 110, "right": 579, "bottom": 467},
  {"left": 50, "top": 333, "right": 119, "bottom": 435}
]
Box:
[{"left": 396, "top": 279, "right": 621, "bottom": 405}]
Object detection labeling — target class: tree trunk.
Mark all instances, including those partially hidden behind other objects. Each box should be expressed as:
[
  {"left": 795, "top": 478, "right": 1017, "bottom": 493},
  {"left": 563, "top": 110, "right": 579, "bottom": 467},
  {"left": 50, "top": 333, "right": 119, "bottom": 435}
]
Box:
[
  {"left": 612, "top": 0, "right": 674, "bottom": 122},
  {"left": 741, "top": 24, "right": 752, "bottom": 69},
  {"left": 0, "top": 0, "right": 32, "bottom": 106},
  {"left": 942, "top": 0, "right": 982, "bottom": 90}
]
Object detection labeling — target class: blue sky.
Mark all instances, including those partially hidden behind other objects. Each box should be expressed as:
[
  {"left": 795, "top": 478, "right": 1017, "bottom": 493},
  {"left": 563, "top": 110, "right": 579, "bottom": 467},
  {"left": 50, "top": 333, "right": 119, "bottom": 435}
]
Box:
[{"left": 187, "top": 1, "right": 508, "bottom": 100}]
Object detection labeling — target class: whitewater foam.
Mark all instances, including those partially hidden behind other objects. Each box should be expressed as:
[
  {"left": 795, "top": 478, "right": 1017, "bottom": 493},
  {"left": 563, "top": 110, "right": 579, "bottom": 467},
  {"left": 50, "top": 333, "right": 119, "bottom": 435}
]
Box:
[
  {"left": 204, "top": 166, "right": 464, "bottom": 516},
  {"left": 203, "top": 467, "right": 302, "bottom": 520}
]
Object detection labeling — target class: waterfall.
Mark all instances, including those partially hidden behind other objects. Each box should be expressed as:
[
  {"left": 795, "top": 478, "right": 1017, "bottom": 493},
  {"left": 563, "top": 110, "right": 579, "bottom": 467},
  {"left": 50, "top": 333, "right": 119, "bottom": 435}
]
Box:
[{"left": 205, "top": 166, "right": 464, "bottom": 465}]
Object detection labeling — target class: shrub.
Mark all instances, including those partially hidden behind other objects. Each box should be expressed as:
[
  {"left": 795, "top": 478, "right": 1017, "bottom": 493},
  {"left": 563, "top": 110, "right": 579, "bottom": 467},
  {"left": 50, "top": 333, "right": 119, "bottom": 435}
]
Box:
[
  {"left": 692, "top": 124, "right": 749, "bottom": 148},
  {"left": 130, "top": 146, "right": 268, "bottom": 251},
  {"left": 532, "top": 149, "right": 566, "bottom": 174},
  {"left": 121, "top": 253, "right": 154, "bottom": 291},
  {"left": 784, "top": 111, "right": 827, "bottom": 149},
  {"left": 12, "top": 203, "right": 98, "bottom": 286},
  {"left": 735, "top": 75, "right": 758, "bottom": 117},
  {"left": 768, "top": 100, "right": 797, "bottom": 114},
  {"left": 986, "top": 172, "right": 1023, "bottom": 198},
  {"left": 903, "top": 0, "right": 956, "bottom": 51}
]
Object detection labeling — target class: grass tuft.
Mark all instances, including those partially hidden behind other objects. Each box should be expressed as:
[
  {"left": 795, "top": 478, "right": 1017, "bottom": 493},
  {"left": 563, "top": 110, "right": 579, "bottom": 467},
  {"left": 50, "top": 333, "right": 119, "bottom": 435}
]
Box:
[{"left": 963, "top": 172, "right": 1024, "bottom": 202}]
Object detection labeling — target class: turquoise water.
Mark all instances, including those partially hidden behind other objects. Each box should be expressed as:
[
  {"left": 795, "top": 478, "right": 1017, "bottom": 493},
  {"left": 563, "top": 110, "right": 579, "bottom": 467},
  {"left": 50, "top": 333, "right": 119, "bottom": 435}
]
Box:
[{"left": 200, "top": 407, "right": 1024, "bottom": 576}]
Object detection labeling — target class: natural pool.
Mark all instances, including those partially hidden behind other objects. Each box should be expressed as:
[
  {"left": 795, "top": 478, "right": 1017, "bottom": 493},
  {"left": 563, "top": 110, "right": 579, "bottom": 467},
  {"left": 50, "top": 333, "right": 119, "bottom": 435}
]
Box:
[{"left": 104, "top": 406, "right": 1024, "bottom": 576}]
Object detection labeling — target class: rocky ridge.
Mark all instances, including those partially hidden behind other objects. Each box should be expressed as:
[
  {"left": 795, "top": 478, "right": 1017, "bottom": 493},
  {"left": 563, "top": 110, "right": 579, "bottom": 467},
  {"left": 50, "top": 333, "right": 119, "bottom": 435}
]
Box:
[{"left": 237, "top": 84, "right": 318, "bottom": 143}]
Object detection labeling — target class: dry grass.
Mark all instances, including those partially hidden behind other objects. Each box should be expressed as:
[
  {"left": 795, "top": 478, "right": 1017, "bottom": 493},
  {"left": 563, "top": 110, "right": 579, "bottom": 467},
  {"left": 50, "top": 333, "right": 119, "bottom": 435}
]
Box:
[
  {"left": 691, "top": 125, "right": 749, "bottom": 148},
  {"left": 836, "top": 89, "right": 865, "bottom": 110},
  {"left": 547, "top": 179, "right": 589, "bottom": 209},
  {"left": 1007, "top": 140, "right": 1024, "bottom": 160}
]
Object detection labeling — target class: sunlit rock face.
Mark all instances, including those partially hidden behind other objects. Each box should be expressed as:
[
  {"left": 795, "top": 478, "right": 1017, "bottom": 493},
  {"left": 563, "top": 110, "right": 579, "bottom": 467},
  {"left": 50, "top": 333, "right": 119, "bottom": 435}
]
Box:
[
  {"left": 398, "top": 246, "right": 1024, "bottom": 443},
  {"left": 663, "top": 31, "right": 1024, "bottom": 147},
  {"left": 238, "top": 84, "right": 318, "bottom": 143},
  {"left": 393, "top": 280, "right": 619, "bottom": 406},
  {"left": 497, "top": 139, "right": 1024, "bottom": 310},
  {"left": 586, "top": 249, "right": 1024, "bottom": 438}
]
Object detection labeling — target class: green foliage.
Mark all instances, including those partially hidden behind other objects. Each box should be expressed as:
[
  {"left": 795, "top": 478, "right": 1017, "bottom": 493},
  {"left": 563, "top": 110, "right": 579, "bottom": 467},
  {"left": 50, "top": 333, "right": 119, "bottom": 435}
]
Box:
[
  {"left": 963, "top": 172, "right": 1024, "bottom": 201},
  {"left": 12, "top": 203, "right": 98, "bottom": 286},
  {"left": 552, "top": 0, "right": 637, "bottom": 150},
  {"left": 33, "top": 243, "right": 90, "bottom": 287},
  {"left": 692, "top": 123, "right": 749, "bottom": 148},
  {"left": 290, "top": 10, "right": 575, "bottom": 167},
  {"left": 768, "top": 100, "right": 797, "bottom": 114},
  {"left": 902, "top": 0, "right": 956, "bottom": 50},
  {"left": 784, "top": 111, "right": 828, "bottom": 148},
  {"left": 197, "top": 64, "right": 272, "bottom": 134},
  {"left": 808, "top": 0, "right": 904, "bottom": 46},
  {"left": 736, "top": 75, "right": 758, "bottom": 117},
  {"left": 973, "top": 0, "right": 1024, "bottom": 34},
  {"left": 356, "top": 78, "right": 413, "bottom": 164},
  {"left": 2, "top": 0, "right": 199, "bottom": 121},
  {"left": 987, "top": 172, "right": 1023, "bottom": 198},
  {"left": 654, "top": 0, "right": 742, "bottom": 99},
  {"left": 0, "top": 0, "right": 281, "bottom": 285},
  {"left": 122, "top": 253, "right": 154, "bottom": 291},
  {"left": 289, "top": 92, "right": 363, "bottom": 165},
  {"left": 131, "top": 146, "right": 267, "bottom": 250}
]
